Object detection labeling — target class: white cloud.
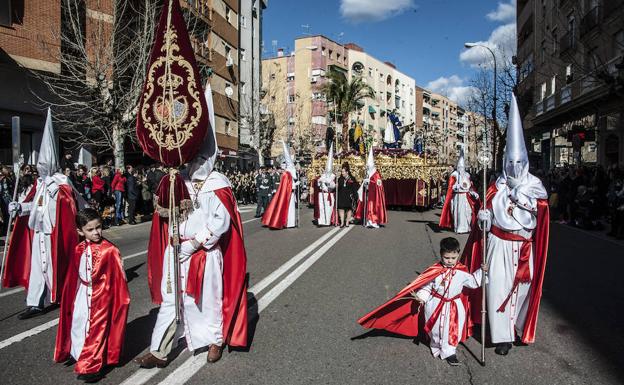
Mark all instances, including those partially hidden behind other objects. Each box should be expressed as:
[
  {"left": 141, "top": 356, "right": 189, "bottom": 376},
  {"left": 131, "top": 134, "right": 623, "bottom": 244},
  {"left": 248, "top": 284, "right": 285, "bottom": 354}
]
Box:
[
  {"left": 426, "top": 75, "right": 476, "bottom": 106},
  {"left": 486, "top": 0, "right": 516, "bottom": 22},
  {"left": 340, "top": 0, "right": 415, "bottom": 23},
  {"left": 459, "top": 22, "right": 517, "bottom": 68}
]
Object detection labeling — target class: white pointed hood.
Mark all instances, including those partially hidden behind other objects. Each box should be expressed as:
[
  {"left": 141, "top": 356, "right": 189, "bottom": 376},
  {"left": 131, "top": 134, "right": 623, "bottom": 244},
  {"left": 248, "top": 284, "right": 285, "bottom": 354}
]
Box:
[
  {"left": 282, "top": 140, "right": 297, "bottom": 179},
  {"left": 324, "top": 144, "right": 334, "bottom": 177},
  {"left": 456, "top": 145, "right": 466, "bottom": 174},
  {"left": 503, "top": 93, "right": 529, "bottom": 181},
  {"left": 188, "top": 82, "right": 218, "bottom": 181},
  {"left": 37, "top": 108, "right": 60, "bottom": 178},
  {"left": 366, "top": 146, "right": 376, "bottom": 177}
]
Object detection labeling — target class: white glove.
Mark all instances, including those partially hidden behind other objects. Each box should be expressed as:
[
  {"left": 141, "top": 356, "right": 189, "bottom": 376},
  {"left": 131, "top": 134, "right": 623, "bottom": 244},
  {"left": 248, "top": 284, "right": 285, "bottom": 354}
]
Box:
[
  {"left": 452, "top": 184, "right": 460, "bottom": 192},
  {"left": 506, "top": 176, "right": 520, "bottom": 189},
  {"left": 477, "top": 209, "right": 491, "bottom": 232},
  {"left": 363, "top": 178, "right": 370, "bottom": 186},
  {"left": 322, "top": 186, "right": 328, "bottom": 192},
  {"left": 179, "top": 239, "right": 199, "bottom": 262},
  {"left": 8, "top": 201, "right": 21, "bottom": 215}
]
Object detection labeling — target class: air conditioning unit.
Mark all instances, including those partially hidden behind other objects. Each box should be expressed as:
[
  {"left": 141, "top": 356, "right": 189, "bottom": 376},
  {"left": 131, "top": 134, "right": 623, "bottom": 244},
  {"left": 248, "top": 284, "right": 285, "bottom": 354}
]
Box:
[{"left": 310, "top": 76, "right": 318, "bottom": 83}]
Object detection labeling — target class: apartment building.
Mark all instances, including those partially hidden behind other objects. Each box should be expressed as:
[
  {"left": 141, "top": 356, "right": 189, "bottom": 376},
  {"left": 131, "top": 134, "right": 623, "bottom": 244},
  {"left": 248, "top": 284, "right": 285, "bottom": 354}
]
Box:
[
  {"left": 261, "top": 35, "right": 349, "bottom": 157},
  {"left": 516, "top": 0, "right": 624, "bottom": 168},
  {"left": 185, "top": 0, "right": 240, "bottom": 163},
  {"left": 345, "top": 43, "right": 416, "bottom": 147},
  {"left": 238, "top": 0, "right": 267, "bottom": 168}
]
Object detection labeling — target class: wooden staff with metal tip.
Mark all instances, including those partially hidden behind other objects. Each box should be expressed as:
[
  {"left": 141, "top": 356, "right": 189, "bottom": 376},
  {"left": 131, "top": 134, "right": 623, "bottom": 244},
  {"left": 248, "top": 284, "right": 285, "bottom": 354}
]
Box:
[{"left": 0, "top": 154, "right": 24, "bottom": 292}]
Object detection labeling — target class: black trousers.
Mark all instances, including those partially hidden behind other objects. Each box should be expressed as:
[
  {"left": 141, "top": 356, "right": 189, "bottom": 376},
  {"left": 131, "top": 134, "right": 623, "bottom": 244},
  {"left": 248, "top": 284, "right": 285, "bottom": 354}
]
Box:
[
  {"left": 256, "top": 195, "right": 269, "bottom": 216},
  {"left": 127, "top": 198, "right": 137, "bottom": 223}
]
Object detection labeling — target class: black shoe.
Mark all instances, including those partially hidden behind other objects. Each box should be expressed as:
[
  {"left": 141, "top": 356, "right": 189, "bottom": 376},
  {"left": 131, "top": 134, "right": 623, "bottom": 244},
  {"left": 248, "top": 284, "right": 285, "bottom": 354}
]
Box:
[
  {"left": 18, "top": 306, "right": 44, "bottom": 320},
  {"left": 128, "top": 221, "right": 137, "bottom": 225},
  {"left": 494, "top": 342, "right": 512, "bottom": 356},
  {"left": 446, "top": 355, "right": 461, "bottom": 366},
  {"left": 77, "top": 372, "right": 104, "bottom": 383}
]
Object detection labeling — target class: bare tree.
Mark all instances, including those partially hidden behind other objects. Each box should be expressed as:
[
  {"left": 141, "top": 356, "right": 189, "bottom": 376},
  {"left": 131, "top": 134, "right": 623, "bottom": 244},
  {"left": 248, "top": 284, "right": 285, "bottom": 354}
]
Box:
[{"left": 32, "top": 0, "right": 210, "bottom": 168}]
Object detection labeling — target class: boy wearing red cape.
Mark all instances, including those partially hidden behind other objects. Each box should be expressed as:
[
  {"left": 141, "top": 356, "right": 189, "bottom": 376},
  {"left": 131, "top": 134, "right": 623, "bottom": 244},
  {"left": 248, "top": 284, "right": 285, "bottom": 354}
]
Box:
[
  {"left": 355, "top": 147, "right": 387, "bottom": 228},
  {"left": 55, "top": 208, "right": 130, "bottom": 383},
  {"left": 439, "top": 146, "right": 479, "bottom": 233},
  {"left": 135, "top": 85, "right": 247, "bottom": 368},
  {"left": 262, "top": 141, "right": 299, "bottom": 229},
  {"left": 463, "top": 94, "right": 549, "bottom": 356},
  {"left": 358, "top": 237, "right": 483, "bottom": 366},
  {"left": 3, "top": 108, "right": 80, "bottom": 320}
]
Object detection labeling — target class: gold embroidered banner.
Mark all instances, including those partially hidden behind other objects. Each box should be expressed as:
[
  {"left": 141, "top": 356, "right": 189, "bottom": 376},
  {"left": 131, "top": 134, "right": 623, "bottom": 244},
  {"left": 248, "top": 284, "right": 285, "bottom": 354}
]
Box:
[{"left": 136, "top": 0, "right": 208, "bottom": 167}]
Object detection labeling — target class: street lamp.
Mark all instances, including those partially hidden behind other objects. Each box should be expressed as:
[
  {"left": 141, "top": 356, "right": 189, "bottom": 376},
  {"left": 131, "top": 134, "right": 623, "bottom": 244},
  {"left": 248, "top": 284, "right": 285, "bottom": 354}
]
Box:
[{"left": 464, "top": 42, "right": 498, "bottom": 170}]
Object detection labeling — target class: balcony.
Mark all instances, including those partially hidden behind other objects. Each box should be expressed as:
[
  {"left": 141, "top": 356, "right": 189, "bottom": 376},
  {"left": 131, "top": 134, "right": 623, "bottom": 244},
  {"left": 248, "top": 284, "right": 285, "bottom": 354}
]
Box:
[
  {"left": 580, "top": 6, "right": 601, "bottom": 37},
  {"left": 559, "top": 31, "right": 576, "bottom": 56},
  {"left": 545, "top": 94, "right": 555, "bottom": 111},
  {"left": 536, "top": 101, "right": 544, "bottom": 116},
  {"left": 560, "top": 85, "right": 572, "bottom": 104},
  {"left": 185, "top": 0, "right": 214, "bottom": 21}
]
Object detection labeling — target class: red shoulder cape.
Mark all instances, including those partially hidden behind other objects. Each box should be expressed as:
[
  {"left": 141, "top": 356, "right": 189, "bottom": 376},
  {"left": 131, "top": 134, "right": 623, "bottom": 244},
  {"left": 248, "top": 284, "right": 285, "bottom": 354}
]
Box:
[
  {"left": 460, "top": 184, "right": 550, "bottom": 344},
  {"left": 358, "top": 263, "right": 470, "bottom": 340},
  {"left": 355, "top": 171, "right": 387, "bottom": 224},
  {"left": 54, "top": 239, "right": 130, "bottom": 374},
  {"left": 147, "top": 187, "right": 248, "bottom": 347},
  {"left": 261, "top": 172, "right": 293, "bottom": 229},
  {"left": 439, "top": 175, "right": 480, "bottom": 230},
  {"left": 2, "top": 182, "right": 79, "bottom": 303},
  {"left": 313, "top": 185, "right": 337, "bottom": 225}
]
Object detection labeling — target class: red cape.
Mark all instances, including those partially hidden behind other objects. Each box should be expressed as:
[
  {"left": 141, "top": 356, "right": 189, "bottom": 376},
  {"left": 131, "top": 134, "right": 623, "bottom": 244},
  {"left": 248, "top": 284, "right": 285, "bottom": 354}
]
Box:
[
  {"left": 2, "top": 181, "right": 79, "bottom": 303},
  {"left": 355, "top": 171, "right": 387, "bottom": 224},
  {"left": 439, "top": 175, "right": 480, "bottom": 229},
  {"left": 261, "top": 172, "right": 293, "bottom": 229},
  {"left": 358, "top": 263, "right": 470, "bottom": 342},
  {"left": 54, "top": 239, "right": 130, "bottom": 374},
  {"left": 460, "top": 183, "right": 550, "bottom": 344},
  {"left": 147, "top": 186, "right": 248, "bottom": 347}
]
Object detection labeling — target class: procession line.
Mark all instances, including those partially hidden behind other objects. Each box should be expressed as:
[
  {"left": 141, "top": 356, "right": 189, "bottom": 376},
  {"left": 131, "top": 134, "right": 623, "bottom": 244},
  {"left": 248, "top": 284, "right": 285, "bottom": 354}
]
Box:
[
  {"left": 157, "top": 227, "right": 353, "bottom": 385},
  {"left": 0, "top": 251, "right": 148, "bottom": 300},
  {"left": 119, "top": 226, "right": 341, "bottom": 385}
]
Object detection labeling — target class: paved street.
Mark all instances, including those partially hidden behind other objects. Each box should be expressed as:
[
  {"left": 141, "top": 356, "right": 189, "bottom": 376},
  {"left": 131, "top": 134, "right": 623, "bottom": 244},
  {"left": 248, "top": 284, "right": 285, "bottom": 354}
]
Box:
[{"left": 0, "top": 205, "right": 622, "bottom": 385}]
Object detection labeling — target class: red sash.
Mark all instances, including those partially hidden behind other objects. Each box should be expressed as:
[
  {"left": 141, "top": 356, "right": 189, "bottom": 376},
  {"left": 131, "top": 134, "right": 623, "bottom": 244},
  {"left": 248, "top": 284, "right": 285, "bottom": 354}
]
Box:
[{"left": 424, "top": 291, "right": 463, "bottom": 347}]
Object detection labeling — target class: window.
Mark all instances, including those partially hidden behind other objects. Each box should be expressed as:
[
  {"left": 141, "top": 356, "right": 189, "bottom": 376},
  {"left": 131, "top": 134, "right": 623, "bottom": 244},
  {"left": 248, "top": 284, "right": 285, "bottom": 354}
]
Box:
[
  {"left": 270, "top": 73, "right": 276, "bottom": 80},
  {"left": 240, "top": 82, "right": 246, "bottom": 95},
  {"left": 240, "top": 48, "right": 246, "bottom": 61},
  {"left": 321, "top": 47, "right": 326, "bottom": 56},
  {"left": 540, "top": 40, "right": 546, "bottom": 63},
  {"left": 0, "top": 1, "right": 11, "bottom": 26},
  {"left": 567, "top": 13, "right": 576, "bottom": 47},
  {"left": 288, "top": 95, "right": 295, "bottom": 103},
  {"left": 225, "top": 120, "right": 231, "bottom": 135},
  {"left": 614, "top": 30, "right": 624, "bottom": 58},
  {"left": 550, "top": 75, "right": 556, "bottom": 95},
  {"left": 286, "top": 74, "right": 295, "bottom": 81},
  {"left": 329, "top": 49, "right": 333, "bottom": 59},
  {"left": 241, "top": 15, "right": 247, "bottom": 28},
  {"left": 540, "top": 82, "right": 547, "bottom": 100},
  {"left": 337, "top": 53, "right": 341, "bottom": 62},
  {"left": 566, "top": 64, "right": 573, "bottom": 83},
  {"left": 552, "top": 28, "right": 558, "bottom": 54},
  {"left": 311, "top": 116, "right": 327, "bottom": 125}
]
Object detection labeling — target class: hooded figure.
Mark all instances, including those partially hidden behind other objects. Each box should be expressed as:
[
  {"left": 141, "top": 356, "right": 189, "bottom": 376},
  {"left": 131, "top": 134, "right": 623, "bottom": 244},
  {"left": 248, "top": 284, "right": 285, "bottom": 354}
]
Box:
[
  {"left": 137, "top": 82, "right": 248, "bottom": 367},
  {"left": 355, "top": 147, "right": 387, "bottom": 228},
  {"left": 461, "top": 94, "right": 550, "bottom": 356},
  {"left": 315, "top": 145, "right": 337, "bottom": 226},
  {"left": 439, "top": 145, "right": 479, "bottom": 233},
  {"left": 262, "top": 141, "right": 299, "bottom": 229},
  {"left": 3, "top": 108, "right": 79, "bottom": 320}
]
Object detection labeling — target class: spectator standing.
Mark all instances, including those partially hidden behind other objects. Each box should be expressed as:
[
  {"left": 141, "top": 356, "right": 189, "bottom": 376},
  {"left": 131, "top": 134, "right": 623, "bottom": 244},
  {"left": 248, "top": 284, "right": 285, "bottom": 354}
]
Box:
[
  {"left": 125, "top": 165, "right": 139, "bottom": 225},
  {"left": 90, "top": 167, "right": 105, "bottom": 212},
  {"left": 62, "top": 151, "right": 75, "bottom": 171},
  {"left": 111, "top": 168, "right": 126, "bottom": 226}
]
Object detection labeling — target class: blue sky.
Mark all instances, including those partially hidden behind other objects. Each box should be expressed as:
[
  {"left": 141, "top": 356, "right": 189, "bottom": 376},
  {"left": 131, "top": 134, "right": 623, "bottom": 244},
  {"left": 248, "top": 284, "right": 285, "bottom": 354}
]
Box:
[{"left": 262, "top": 0, "right": 517, "bottom": 105}]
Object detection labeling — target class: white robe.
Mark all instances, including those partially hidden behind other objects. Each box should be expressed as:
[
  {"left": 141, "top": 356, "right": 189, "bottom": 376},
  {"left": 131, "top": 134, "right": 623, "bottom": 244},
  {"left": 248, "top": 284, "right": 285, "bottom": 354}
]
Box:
[
  {"left": 19, "top": 175, "right": 64, "bottom": 307},
  {"left": 285, "top": 170, "right": 298, "bottom": 228},
  {"left": 450, "top": 171, "right": 473, "bottom": 234},
  {"left": 71, "top": 245, "right": 93, "bottom": 360},
  {"left": 416, "top": 268, "right": 482, "bottom": 359},
  {"left": 150, "top": 178, "right": 231, "bottom": 354},
  {"left": 317, "top": 177, "right": 335, "bottom": 226}
]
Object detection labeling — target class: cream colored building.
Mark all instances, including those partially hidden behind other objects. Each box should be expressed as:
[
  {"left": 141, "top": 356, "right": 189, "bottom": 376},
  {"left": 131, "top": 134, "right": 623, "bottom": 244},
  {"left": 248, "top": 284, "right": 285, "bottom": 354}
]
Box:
[{"left": 345, "top": 43, "right": 416, "bottom": 147}]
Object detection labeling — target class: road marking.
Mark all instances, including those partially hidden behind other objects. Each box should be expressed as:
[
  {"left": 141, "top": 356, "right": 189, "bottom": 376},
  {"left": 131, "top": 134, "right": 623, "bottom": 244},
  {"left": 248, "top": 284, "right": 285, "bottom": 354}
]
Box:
[
  {"left": 0, "top": 318, "right": 60, "bottom": 350},
  {"left": 120, "top": 226, "right": 341, "bottom": 385},
  {"left": 242, "top": 217, "right": 260, "bottom": 224},
  {"left": 157, "top": 227, "right": 352, "bottom": 385}
]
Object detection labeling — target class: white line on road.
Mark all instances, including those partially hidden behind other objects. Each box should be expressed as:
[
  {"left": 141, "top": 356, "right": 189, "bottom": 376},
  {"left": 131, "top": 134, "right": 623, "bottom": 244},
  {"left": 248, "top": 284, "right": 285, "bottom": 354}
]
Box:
[
  {"left": 0, "top": 318, "right": 60, "bottom": 350},
  {"left": 242, "top": 217, "right": 259, "bottom": 224},
  {"left": 120, "top": 226, "right": 343, "bottom": 385},
  {"left": 157, "top": 227, "right": 352, "bottom": 385}
]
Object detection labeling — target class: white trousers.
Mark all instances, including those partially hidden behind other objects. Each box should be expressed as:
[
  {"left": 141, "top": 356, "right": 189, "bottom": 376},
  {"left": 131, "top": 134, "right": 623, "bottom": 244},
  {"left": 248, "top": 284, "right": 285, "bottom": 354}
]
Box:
[
  {"left": 317, "top": 192, "right": 334, "bottom": 226},
  {"left": 451, "top": 193, "right": 472, "bottom": 234},
  {"left": 486, "top": 234, "right": 533, "bottom": 344},
  {"left": 150, "top": 245, "right": 224, "bottom": 357},
  {"left": 286, "top": 192, "right": 296, "bottom": 228},
  {"left": 26, "top": 231, "right": 54, "bottom": 307},
  {"left": 71, "top": 282, "right": 91, "bottom": 360},
  {"left": 424, "top": 297, "right": 467, "bottom": 359}
]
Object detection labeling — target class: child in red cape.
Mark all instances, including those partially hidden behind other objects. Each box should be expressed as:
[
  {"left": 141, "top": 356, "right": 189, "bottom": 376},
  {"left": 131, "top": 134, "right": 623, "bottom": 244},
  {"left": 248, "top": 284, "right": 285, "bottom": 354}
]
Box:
[
  {"left": 358, "top": 237, "right": 483, "bottom": 366},
  {"left": 54, "top": 208, "right": 130, "bottom": 383}
]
